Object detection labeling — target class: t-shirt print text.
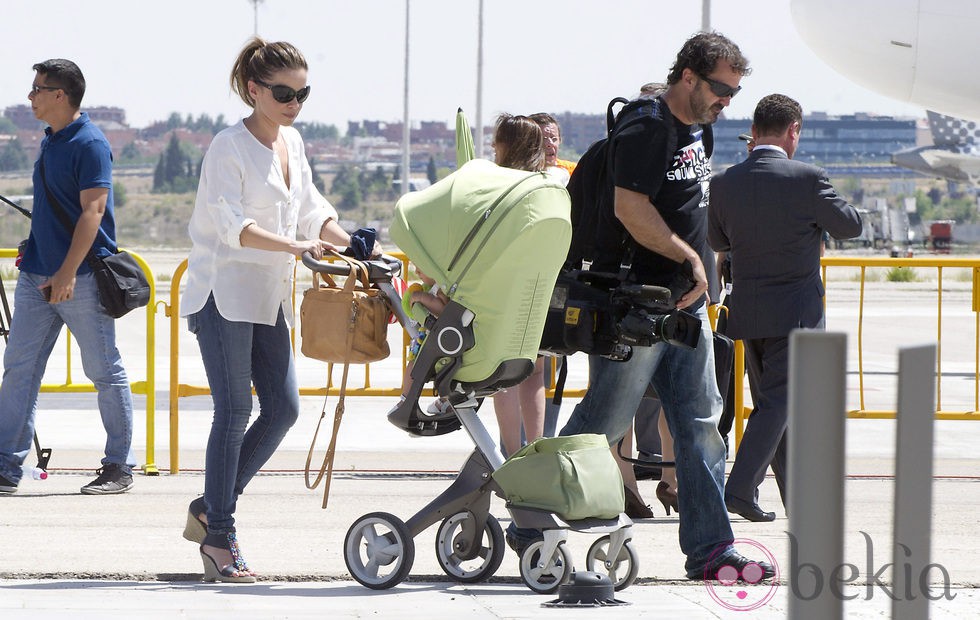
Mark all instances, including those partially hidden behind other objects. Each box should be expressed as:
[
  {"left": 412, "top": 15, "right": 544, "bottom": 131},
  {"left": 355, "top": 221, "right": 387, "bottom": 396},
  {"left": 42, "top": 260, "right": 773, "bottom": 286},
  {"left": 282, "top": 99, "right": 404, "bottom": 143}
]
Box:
[
  {"left": 665, "top": 138, "right": 709, "bottom": 183},
  {"left": 665, "top": 132, "right": 710, "bottom": 209}
]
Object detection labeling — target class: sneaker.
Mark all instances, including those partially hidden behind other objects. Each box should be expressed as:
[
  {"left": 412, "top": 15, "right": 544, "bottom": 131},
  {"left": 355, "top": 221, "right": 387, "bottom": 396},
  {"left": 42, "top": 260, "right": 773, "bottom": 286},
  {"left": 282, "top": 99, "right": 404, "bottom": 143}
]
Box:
[
  {"left": 80, "top": 463, "right": 133, "bottom": 495},
  {"left": 0, "top": 473, "right": 17, "bottom": 494}
]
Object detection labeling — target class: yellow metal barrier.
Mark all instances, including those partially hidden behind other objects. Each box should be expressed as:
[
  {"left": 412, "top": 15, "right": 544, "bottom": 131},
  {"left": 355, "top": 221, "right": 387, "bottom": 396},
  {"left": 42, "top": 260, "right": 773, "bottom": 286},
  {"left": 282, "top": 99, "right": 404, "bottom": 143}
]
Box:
[
  {"left": 112, "top": 248, "right": 980, "bottom": 473},
  {"left": 821, "top": 255, "right": 980, "bottom": 420},
  {"left": 0, "top": 247, "right": 159, "bottom": 474},
  {"left": 163, "top": 252, "right": 413, "bottom": 474},
  {"left": 728, "top": 256, "right": 980, "bottom": 449}
]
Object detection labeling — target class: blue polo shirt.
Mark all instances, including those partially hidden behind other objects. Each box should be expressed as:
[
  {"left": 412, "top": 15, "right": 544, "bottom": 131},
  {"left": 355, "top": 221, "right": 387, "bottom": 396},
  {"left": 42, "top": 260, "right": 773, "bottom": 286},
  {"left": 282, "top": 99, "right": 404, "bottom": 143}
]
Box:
[{"left": 21, "top": 112, "right": 117, "bottom": 277}]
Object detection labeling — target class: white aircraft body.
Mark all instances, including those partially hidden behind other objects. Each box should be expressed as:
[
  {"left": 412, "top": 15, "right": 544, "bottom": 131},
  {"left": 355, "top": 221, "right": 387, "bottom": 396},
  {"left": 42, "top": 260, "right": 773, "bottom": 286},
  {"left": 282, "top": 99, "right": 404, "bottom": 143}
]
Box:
[{"left": 791, "top": 0, "right": 980, "bottom": 122}]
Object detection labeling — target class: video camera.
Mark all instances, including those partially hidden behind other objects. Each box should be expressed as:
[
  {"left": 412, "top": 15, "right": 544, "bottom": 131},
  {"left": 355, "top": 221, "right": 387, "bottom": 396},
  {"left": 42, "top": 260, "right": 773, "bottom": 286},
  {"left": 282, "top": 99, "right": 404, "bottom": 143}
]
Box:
[
  {"left": 540, "top": 269, "right": 701, "bottom": 362},
  {"left": 612, "top": 283, "right": 701, "bottom": 350}
]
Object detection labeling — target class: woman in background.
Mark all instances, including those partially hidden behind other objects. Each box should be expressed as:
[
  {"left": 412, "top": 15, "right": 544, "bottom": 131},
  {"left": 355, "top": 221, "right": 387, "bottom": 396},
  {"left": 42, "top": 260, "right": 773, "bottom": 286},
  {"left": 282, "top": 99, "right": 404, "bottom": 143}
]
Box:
[{"left": 489, "top": 113, "right": 549, "bottom": 457}]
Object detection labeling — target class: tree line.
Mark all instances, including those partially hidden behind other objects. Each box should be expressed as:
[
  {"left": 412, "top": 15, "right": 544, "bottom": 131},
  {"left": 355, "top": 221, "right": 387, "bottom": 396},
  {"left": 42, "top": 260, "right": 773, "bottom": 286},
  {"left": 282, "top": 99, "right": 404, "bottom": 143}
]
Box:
[{"left": 0, "top": 112, "right": 342, "bottom": 173}]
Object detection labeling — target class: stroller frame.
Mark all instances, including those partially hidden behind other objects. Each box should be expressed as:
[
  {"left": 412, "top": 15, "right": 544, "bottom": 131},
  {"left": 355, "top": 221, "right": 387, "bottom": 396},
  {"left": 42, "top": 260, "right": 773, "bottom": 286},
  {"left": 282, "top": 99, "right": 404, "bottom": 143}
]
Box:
[{"left": 303, "top": 254, "right": 638, "bottom": 594}]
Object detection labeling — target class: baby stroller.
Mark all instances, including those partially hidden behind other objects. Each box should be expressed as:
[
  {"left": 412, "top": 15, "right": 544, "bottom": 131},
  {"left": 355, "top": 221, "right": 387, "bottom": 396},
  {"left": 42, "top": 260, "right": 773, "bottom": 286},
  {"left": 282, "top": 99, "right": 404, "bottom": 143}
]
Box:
[{"left": 306, "top": 159, "right": 638, "bottom": 594}]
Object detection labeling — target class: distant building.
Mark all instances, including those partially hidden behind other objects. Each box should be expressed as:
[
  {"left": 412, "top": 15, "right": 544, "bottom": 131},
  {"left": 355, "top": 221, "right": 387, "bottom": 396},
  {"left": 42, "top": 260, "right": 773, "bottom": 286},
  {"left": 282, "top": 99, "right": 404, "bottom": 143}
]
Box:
[
  {"left": 553, "top": 112, "right": 606, "bottom": 156},
  {"left": 3, "top": 104, "right": 41, "bottom": 131},
  {"left": 518, "top": 107, "right": 920, "bottom": 169},
  {"left": 713, "top": 113, "right": 918, "bottom": 167},
  {"left": 3, "top": 104, "right": 133, "bottom": 161},
  {"left": 1, "top": 101, "right": 924, "bottom": 175},
  {"left": 348, "top": 119, "right": 454, "bottom": 146},
  {"left": 85, "top": 106, "right": 127, "bottom": 129},
  {"left": 345, "top": 119, "right": 456, "bottom": 170},
  {"left": 3, "top": 104, "right": 127, "bottom": 131}
]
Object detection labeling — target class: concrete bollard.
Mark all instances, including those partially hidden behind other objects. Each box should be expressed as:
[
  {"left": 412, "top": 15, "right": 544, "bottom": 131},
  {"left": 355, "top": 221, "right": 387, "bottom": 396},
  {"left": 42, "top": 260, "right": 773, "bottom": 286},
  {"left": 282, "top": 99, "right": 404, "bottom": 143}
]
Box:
[
  {"left": 892, "top": 344, "right": 937, "bottom": 620},
  {"left": 788, "top": 330, "right": 847, "bottom": 620}
]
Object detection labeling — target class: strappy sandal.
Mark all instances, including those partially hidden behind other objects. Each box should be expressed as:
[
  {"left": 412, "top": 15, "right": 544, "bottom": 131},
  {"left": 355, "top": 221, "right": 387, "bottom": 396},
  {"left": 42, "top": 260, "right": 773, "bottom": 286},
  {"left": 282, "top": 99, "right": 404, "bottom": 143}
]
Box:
[
  {"left": 200, "top": 531, "right": 256, "bottom": 583},
  {"left": 182, "top": 496, "right": 207, "bottom": 544}
]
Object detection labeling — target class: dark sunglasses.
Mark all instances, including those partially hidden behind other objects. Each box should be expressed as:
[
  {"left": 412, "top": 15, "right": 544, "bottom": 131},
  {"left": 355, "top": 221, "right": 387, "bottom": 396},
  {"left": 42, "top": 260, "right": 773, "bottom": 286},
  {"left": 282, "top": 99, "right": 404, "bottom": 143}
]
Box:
[
  {"left": 699, "top": 74, "right": 741, "bottom": 99},
  {"left": 253, "top": 79, "right": 311, "bottom": 104},
  {"left": 29, "top": 84, "right": 61, "bottom": 95}
]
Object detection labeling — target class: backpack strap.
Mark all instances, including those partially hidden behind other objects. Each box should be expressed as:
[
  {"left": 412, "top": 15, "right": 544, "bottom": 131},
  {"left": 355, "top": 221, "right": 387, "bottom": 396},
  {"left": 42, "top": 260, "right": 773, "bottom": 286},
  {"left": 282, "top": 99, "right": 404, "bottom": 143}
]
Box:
[
  {"left": 655, "top": 95, "right": 680, "bottom": 177},
  {"left": 551, "top": 355, "right": 569, "bottom": 406},
  {"left": 606, "top": 97, "right": 631, "bottom": 135},
  {"left": 607, "top": 96, "right": 677, "bottom": 280}
]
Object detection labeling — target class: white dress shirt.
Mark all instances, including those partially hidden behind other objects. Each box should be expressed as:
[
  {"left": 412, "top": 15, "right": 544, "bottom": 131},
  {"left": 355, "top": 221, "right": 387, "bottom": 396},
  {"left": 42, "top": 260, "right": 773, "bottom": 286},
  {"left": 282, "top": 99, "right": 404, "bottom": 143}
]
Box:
[
  {"left": 182, "top": 120, "right": 338, "bottom": 326},
  {"left": 751, "top": 144, "right": 788, "bottom": 156}
]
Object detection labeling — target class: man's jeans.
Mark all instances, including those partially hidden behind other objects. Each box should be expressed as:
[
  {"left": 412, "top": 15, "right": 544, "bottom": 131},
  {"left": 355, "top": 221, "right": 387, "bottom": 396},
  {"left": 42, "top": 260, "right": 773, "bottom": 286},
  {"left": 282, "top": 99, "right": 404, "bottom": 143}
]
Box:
[
  {"left": 0, "top": 272, "right": 134, "bottom": 483},
  {"left": 561, "top": 303, "right": 735, "bottom": 576},
  {"left": 188, "top": 295, "right": 300, "bottom": 534}
]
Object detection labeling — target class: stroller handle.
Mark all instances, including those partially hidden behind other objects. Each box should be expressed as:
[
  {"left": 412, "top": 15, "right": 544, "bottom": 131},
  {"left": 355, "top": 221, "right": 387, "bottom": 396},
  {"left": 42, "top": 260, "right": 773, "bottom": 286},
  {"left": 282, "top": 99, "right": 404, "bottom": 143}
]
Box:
[{"left": 301, "top": 251, "right": 402, "bottom": 283}]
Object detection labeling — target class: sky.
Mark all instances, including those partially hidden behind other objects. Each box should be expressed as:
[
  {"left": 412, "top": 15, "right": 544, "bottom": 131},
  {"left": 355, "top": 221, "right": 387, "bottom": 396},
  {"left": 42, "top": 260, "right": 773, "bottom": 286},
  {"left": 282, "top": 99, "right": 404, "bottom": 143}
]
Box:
[{"left": 1, "top": 0, "right": 927, "bottom": 132}]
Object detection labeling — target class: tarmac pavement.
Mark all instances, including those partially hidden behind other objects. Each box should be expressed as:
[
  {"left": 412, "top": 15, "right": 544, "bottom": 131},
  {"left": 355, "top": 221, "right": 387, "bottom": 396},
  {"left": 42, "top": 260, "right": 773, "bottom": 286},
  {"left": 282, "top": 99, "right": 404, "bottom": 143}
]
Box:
[
  {"left": 3, "top": 397, "right": 979, "bottom": 618},
  {"left": 2, "top": 465, "right": 978, "bottom": 619},
  {"left": 2, "top": 266, "right": 980, "bottom": 617}
]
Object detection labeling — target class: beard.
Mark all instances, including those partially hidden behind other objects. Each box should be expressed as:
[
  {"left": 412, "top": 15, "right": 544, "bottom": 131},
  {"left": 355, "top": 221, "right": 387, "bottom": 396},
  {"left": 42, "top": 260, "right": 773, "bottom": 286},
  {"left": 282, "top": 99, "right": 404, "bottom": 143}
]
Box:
[{"left": 690, "top": 87, "right": 724, "bottom": 124}]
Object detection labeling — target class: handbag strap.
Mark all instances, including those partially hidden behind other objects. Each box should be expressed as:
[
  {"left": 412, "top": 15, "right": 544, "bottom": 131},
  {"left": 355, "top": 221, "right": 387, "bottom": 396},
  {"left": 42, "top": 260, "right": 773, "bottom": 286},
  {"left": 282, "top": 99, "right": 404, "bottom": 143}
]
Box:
[
  {"left": 310, "top": 251, "right": 371, "bottom": 294},
  {"left": 303, "top": 360, "right": 352, "bottom": 509},
  {"left": 38, "top": 155, "right": 113, "bottom": 264},
  {"left": 327, "top": 250, "right": 371, "bottom": 289},
  {"left": 311, "top": 271, "right": 338, "bottom": 291},
  {"left": 311, "top": 265, "right": 359, "bottom": 297},
  {"left": 38, "top": 156, "right": 78, "bottom": 237},
  {"left": 303, "top": 279, "right": 361, "bottom": 509}
]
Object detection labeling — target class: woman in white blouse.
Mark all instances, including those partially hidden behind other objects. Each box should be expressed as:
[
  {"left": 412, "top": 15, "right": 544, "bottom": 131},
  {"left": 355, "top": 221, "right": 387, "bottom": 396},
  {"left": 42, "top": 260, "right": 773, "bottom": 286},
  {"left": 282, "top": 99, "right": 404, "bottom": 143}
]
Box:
[{"left": 180, "top": 37, "right": 364, "bottom": 583}]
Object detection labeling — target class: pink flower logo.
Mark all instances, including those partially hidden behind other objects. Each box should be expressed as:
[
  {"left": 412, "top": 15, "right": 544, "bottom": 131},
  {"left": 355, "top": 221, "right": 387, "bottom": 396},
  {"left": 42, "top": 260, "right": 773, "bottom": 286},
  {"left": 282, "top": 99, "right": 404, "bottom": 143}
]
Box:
[{"left": 704, "top": 538, "right": 780, "bottom": 612}]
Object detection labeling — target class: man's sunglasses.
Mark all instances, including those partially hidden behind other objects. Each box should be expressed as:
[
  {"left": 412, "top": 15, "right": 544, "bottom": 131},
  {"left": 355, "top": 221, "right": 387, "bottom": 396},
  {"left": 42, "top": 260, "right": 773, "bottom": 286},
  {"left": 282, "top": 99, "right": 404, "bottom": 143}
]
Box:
[
  {"left": 254, "top": 80, "right": 311, "bottom": 104},
  {"left": 29, "top": 84, "right": 61, "bottom": 95},
  {"left": 699, "top": 74, "right": 741, "bottom": 99}
]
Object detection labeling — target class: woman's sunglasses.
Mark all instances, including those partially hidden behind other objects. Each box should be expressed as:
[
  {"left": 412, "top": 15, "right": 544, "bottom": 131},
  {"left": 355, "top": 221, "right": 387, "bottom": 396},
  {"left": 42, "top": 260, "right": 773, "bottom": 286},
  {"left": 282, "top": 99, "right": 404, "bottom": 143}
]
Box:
[{"left": 254, "top": 79, "right": 311, "bottom": 104}]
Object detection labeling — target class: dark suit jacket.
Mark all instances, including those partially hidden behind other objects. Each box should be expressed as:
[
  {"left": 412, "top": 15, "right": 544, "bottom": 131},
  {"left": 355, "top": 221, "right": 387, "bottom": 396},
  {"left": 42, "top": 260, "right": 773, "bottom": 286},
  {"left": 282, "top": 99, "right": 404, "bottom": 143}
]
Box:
[{"left": 707, "top": 148, "right": 863, "bottom": 340}]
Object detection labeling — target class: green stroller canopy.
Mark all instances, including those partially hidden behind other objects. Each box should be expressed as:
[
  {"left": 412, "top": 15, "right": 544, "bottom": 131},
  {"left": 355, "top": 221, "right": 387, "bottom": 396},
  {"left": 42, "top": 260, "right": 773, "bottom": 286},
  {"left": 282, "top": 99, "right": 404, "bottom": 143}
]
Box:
[{"left": 390, "top": 159, "right": 572, "bottom": 383}]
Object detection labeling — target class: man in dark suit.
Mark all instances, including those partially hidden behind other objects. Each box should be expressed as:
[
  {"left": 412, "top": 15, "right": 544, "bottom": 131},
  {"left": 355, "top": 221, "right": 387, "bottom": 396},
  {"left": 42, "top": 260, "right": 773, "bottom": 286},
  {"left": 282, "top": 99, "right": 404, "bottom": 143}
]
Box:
[{"left": 707, "top": 94, "right": 862, "bottom": 521}]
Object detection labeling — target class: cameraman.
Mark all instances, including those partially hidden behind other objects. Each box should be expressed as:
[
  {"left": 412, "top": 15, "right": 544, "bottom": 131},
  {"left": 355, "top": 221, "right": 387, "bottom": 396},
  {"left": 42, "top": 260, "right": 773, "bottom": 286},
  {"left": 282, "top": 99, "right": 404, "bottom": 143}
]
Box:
[{"left": 509, "top": 32, "right": 773, "bottom": 582}]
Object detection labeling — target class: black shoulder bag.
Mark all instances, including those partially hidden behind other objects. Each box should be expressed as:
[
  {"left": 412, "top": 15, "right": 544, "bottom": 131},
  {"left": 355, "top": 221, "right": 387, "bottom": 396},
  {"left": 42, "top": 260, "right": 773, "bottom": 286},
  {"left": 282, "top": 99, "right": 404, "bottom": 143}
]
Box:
[{"left": 39, "top": 157, "right": 150, "bottom": 318}]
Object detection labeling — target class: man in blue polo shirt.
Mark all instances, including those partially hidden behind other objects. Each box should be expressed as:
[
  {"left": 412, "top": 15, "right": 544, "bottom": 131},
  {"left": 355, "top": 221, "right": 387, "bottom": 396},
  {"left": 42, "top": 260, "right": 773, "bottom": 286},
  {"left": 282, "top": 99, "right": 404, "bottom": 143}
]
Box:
[{"left": 0, "top": 58, "right": 135, "bottom": 495}]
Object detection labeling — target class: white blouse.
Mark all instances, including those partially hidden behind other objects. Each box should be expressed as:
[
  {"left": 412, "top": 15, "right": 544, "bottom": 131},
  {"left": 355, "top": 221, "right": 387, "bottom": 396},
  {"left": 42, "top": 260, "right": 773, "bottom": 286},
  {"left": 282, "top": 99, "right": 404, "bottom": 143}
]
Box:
[{"left": 182, "top": 120, "right": 338, "bottom": 326}]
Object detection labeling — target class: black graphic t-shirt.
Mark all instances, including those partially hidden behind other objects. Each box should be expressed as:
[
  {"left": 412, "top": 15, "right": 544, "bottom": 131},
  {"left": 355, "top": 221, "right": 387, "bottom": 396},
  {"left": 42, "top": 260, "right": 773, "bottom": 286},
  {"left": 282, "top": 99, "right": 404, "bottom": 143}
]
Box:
[{"left": 609, "top": 109, "right": 710, "bottom": 288}]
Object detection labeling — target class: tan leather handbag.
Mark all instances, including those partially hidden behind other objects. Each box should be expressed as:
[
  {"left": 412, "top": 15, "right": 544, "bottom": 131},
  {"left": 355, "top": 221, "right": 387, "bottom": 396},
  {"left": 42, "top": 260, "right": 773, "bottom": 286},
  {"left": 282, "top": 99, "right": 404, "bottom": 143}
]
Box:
[
  {"left": 299, "top": 253, "right": 390, "bottom": 364},
  {"left": 300, "top": 252, "right": 391, "bottom": 508}
]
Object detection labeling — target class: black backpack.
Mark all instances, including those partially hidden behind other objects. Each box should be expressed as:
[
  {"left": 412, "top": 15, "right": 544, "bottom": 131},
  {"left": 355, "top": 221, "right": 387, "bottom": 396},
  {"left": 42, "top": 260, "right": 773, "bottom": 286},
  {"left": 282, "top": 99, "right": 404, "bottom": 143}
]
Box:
[
  {"left": 540, "top": 96, "right": 712, "bottom": 362},
  {"left": 565, "top": 95, "right": 713, "bottom": 274}
]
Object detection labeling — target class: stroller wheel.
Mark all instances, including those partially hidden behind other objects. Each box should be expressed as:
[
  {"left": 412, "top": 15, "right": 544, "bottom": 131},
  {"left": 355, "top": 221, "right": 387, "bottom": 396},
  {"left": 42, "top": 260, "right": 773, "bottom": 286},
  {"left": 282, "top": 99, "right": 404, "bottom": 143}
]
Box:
[
  {"left": 434, "top": 511, "right": 505, "bottom": 583},
  {"left": 585, "top": 536, "right": 639, "bottom": 591},
  {"left": 344, "top": 512, "right": 415, "bottom": 590},
  {"left": 519, "top": 540, "right": 573, "bottom": 594}
]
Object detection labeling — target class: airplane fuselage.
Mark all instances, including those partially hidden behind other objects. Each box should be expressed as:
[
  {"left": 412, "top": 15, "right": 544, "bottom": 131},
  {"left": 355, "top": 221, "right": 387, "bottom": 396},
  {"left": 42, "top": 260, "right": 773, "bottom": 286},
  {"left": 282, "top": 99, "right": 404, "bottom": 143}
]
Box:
[{"left": 791, "top": 0, "right": 980, "bottom": 122}]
